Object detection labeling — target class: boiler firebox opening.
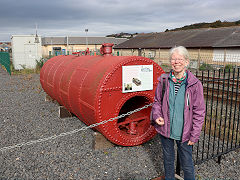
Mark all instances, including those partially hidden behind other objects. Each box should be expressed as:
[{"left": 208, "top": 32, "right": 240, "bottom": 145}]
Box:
[{"left": 117, "top": 96, "right": 151, "bottom": 135}]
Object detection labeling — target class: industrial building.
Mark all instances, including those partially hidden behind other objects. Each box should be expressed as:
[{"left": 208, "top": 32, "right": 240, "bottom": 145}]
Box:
[
  {"left": 41, "top": 36, "right": 128, "bottom": 58},
  {"left": 10, "top": 35, "right": 127, "bottom": 69},
  {"left": 114, "top": 26, "right": 240, "bottom": 67}
]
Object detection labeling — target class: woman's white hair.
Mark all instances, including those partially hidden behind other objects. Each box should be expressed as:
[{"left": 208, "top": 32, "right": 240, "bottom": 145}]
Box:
[{"left": 169, "top": 46, "right": 190, "bottom": 61}]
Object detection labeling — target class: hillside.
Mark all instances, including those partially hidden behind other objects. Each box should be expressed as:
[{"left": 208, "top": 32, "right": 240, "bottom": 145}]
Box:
[
  {"left": 166, "top": 20, "right": 240, "bottom": 32},
  {"left": 106, "top": 32, "right": 138, "bottom": 39},
  {"left": 106, "top": 20, "right": 240, "bottom": 38}
]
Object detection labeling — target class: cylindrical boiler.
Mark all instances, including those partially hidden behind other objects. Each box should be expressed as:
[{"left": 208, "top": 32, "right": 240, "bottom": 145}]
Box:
[{"left": 40, "top": 44, "right": 165, "bottom": 146}]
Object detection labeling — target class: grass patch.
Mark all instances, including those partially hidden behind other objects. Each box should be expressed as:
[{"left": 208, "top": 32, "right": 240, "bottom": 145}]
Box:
[
  {"left": 10, "top": 58, "right": 47, "bottom": 75},
  {"left": 199, "top": 62, "right": 213, "bottom": 71},
  {"left": 12, "top": 68, "right": 36, "bottom": 75}
]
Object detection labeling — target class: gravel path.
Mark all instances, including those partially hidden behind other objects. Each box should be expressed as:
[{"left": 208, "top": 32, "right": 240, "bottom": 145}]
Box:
[{"left": 0, "top": 68, "right": 239, "bottom": 180}]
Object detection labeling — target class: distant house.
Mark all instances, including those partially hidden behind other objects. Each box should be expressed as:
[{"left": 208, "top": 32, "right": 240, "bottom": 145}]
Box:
[
  {"left": 0, "top": 42, "right": 11, "bottom": 52},
  {"left": 114, "top": 26, "right": 240, "bottom": 67},
  {"left": 41, "top": 36, "right": 128, "bottom": 58}
]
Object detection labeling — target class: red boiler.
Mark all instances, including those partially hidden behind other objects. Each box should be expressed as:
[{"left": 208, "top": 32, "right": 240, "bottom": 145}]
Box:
[{"left": 40, "top": 43, "right": 165, "bottom": 146}]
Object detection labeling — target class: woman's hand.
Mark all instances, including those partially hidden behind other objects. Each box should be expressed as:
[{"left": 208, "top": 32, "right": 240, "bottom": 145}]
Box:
[
  {"left": 156, "top": 117, "right": 164, "bottom": 126},
  {"left": 187, "top": 141, "right": 195, "bottom": 145}
]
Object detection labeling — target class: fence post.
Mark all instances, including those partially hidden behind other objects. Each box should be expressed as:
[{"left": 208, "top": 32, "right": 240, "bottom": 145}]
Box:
[
  {"left": 197, "top": 48, "right": 201, "bottom": 70},
  {"left": 217, "top": 155, "right": 222, "bottom": 164},
  {"left": 138, "top": 48, "right": 141, "bottom": 56},
  {"left": 224, "top": 48, "right": 226, "bottom": 67},
  {"left": 159, "top": 48, "right": 161, "bottom": 65}
]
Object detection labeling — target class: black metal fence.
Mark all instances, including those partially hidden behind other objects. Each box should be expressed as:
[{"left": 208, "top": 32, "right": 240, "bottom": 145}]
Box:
[{"left": 194, "top": 68, "right": 240, "bottom": 164}]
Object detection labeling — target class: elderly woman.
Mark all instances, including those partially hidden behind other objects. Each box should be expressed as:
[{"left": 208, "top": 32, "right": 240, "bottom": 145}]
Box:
[{"left": 151, "top": 46, "right": 205, "bottom": 180}]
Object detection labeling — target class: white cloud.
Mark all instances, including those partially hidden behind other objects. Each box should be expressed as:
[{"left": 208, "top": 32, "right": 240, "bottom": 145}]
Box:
[{"left": 0, "top": 0, "right": 240, "bottom": 41}]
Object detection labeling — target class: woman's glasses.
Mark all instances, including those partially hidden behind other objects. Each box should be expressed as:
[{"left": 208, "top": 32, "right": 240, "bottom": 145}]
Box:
[{"left": 171, "top": 59, "right": 185, "bottom": 63}]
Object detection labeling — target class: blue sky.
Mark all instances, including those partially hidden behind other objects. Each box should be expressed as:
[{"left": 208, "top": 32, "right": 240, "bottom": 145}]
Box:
[{"left": 0, "top": 0, "right": 240, "bottom": 41}]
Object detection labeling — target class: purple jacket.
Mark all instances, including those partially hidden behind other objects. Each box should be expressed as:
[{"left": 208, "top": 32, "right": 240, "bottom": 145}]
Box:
[{"left": 151, "top": 70, "right": 205, "bottom": 143}]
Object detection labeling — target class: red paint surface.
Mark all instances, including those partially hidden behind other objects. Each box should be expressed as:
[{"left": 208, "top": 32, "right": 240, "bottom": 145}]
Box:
[{"left": 40, "top": 54, "right": 165, "bottom": 146}]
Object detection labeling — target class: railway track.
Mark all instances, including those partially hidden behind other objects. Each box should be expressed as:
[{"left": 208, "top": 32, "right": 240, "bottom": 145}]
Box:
[
  {"left": 203, "top": 86, "right": 240, "bottom": 103},
  {"left": 196, "top": 70, "right": 240, "bottom": 104}
]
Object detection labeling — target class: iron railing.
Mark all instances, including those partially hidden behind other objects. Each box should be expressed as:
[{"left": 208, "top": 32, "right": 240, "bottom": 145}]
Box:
[{"left": 194, "top": 68, "right": 240, "bottom": 164}]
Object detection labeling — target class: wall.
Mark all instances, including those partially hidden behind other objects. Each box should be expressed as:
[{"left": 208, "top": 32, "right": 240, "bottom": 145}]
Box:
[
  {"left": 12, "top": 35, "right": 42, "bottom": 70},
  {"left": 114, "top": 47, "right": 240, "bottom": 69},
  {"left": 113, "top": 48, "right": 170, "bottom": 65},
  {"left": 42, "top": 44, "right": 103, "bottom": 58}
]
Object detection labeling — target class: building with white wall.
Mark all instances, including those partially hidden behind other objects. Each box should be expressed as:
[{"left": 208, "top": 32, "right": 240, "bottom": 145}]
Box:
[{"left": 11, "top": 35, "right": 42, "bottom": 70}]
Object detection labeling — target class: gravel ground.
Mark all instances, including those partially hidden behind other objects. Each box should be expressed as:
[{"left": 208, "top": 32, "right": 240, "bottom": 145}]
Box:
[{"left": 0, "top": 68, "right": 239, "bottom": 180}]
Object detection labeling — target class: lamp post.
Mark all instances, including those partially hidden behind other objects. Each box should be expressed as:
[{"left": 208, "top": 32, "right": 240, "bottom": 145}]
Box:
[
  {"left": 51, "top": 37, "right": 53, "bottom": 57},
  {"left": 34, "top": 24, "right": 40, "bottom": 62},
  {"left": 66, "top": 36, "right": 69, "bottom": 55},
  {"left": 85, "top": 29, "right": 88, "bottom": 49}
]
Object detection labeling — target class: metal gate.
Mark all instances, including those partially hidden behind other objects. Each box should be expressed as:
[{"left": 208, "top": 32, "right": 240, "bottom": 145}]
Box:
[{"left": 0, "top": 52, "right": 11, "bottom": 75}]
